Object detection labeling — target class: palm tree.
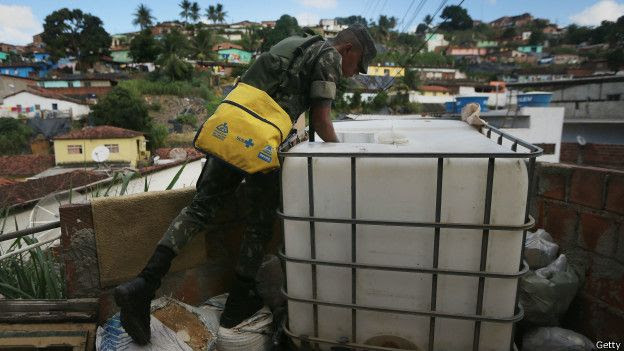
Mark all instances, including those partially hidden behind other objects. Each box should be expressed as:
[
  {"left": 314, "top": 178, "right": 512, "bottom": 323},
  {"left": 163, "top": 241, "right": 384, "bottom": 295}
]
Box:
[
  {"left": 192, "top": 28, "right": 217, "bottom": 60},
  {"left": 206, "top": 3, "right": 227, "bottom": 24},
  {"left": 190, "top": 2, "right": 200, "bottom": 23},
  {"left": 179, "top": 0, "right": 192, "bottom": 23},
  {"left": 424, "top": 14, "right": 433, "bottom": 26},
  {"left": 240, "top": 26, "right": 261, "bottom": 52},
  {"left": 132, "top": 4, "right": 155, "bottom": 30}
]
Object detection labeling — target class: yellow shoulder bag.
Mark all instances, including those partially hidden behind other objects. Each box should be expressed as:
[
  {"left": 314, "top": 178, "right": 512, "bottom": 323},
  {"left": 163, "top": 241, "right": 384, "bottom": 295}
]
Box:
[{"left": 193, "top": 82, "right": 292, "bottom": 174}]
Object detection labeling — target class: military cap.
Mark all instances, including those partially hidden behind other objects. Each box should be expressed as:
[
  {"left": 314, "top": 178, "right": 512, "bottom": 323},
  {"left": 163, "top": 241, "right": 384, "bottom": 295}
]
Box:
[{"left": 343, "top": 24, "right": 377, "bottom": 74}]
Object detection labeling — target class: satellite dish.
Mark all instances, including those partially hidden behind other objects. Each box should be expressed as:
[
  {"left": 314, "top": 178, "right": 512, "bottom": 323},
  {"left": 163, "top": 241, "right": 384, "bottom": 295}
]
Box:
[
  {"left": 576, "top": 135, "right": 587, "bottom": 146},
  {"left": 29, "top": 189, "right": 85, "bottom": 249},
  {"left": 169, "top": 148, "right": 188, "bottom": 161},
  {"left": 92, "top": 145, "right": 110, "bottom": 163}
]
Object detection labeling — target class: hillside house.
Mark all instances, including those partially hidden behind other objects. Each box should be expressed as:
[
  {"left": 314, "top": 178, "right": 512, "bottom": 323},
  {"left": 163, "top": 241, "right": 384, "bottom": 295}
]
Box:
[
  {"left": 518, "top": 45, "right": 543, "bottom": 54},
  {"left": 426, "top": 33, "right": 449, "bottom": 52},
  {"left": 0, "top": 74, "right": 38, "bottom": 102},
  {"left": 218, "top": 48, "right": 252, "bottom": 64},
  {"left": 0, "top": 87, "right": 90, "bottom": 119},
  {"left": 366, "top": 65, "right": 405, "bottom": 77},
  {"left": 0, "top": 63, "right": 39, "bottom": 78},
  {"left": 53, "top": 126, "right": 150, "bottom": 168},
  {"left": 413, "top": 67, "right": 466, "bottom": 81}
]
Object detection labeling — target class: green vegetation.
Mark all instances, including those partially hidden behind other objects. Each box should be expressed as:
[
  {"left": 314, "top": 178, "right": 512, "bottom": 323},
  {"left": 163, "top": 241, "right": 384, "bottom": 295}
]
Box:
[
  {"left": 0, "top": 211, "right": 65, "bottom": 299},
  {"left": 149, "top": 124, "right": 169, "bottom": 149},
  {"left": 92, "top": 86, "right": 151, "bottom": 133},
  {"left": 132, "top": 4, "right": 155, "bottom": 30},
  {"left": 175, "top": 114, "right": 198, "bottom": 127},
  {"left": 119, "top": 74, "right": 215, "bottom": 99},
  {"left": 129, "top": 29, "right": 161, "bottom": 63},
  {"left": 41, "top": 8, "right": 111, "bottom": 69},
  {"left": 0, "top": 118, "right": 32, "bottom": 155}
]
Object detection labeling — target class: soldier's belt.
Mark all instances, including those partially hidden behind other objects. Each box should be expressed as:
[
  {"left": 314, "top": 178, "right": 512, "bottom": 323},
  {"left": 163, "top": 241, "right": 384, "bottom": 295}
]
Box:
[{"left": 193, "top": 82, "right": 292, "bottom": 174}]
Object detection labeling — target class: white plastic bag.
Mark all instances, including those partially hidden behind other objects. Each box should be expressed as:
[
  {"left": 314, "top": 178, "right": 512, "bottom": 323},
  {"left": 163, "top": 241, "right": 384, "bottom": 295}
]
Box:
[
  {"left": 520, "top": 255, "right": 579, "bottom": 326},
  {"left": 525, "top": 229, "right": 559, "bottom": 269},
  {"left": 96, "top": 314, "right": 192, "bottom": 351}
]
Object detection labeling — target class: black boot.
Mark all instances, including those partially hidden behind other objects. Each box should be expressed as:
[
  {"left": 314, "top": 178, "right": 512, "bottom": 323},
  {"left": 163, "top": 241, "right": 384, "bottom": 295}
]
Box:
[
  {"left": 220, "top": 273, "right": 264, "bottom": 328},
  {"left": 114, "top": 245, "right": 176, "bottom": 345}
]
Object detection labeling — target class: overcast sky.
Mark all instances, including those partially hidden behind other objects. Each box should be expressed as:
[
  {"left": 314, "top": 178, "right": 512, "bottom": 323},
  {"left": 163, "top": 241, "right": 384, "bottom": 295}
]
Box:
[{"left": 1, "top": 0, "right": 623, "bottom": 45}]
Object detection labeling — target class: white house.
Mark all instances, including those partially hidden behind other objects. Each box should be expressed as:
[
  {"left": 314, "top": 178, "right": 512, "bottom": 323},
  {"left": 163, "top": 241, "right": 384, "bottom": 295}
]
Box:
[
  {"left": 426, "top": 33, "right": 449, "bottom": 52},
  {"left": 0, "top": 87, "right": 90, "bottom": 119}
]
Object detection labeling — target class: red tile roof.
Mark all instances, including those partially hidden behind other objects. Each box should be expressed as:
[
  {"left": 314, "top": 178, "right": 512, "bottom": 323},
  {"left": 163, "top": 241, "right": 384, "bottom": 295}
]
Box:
[
  {"left": 0, "top": 170, "right": 107, "bottom": 208},
  {"left": 55, "top": 126, "right": 144, "bottom": 140},
  {"left": 0, "top": 154, "right": 55, "bottom": 177},
  {"left": 419, "top": 85, "right": 449, "bottom": 92}
]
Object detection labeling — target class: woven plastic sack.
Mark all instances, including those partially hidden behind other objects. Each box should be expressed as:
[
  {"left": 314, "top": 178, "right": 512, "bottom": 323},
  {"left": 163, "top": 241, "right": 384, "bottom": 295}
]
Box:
[
  {"left": 522, "top": 327, "right": 596, "bottom": 351},
  {"left": 524, "top": 229, "right": 559, "bottom": 269},
  {"left": 519, "top": 254, "right": 579, "bottom": 326}
]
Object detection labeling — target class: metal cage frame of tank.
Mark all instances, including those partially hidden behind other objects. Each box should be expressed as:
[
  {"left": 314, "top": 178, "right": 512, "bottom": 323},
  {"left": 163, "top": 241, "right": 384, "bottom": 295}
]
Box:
[{"left": 277, "top": 120, "right": 543, "bottom": 351}]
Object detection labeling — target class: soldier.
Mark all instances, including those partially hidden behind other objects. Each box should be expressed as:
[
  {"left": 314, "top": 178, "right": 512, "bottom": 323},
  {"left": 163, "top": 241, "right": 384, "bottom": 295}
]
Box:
[{"left": 114, "top": 24, "right": 377, "bottom": 345}]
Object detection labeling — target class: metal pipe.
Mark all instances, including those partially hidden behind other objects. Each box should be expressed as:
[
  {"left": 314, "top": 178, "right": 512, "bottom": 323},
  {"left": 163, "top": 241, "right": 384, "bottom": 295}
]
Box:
[
  {"left": 0, "top": 221, "right": 61, "bottom": 243},
  {"left": 0, "top": 233, "right": 61, "bottom": 261}
]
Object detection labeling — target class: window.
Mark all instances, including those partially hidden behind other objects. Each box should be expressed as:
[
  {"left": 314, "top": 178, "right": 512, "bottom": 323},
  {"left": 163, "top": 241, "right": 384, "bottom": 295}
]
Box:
[
  {"left": 67, "top": 145, "right": 82, "bottom": 154},
  {"left": 105, "top": 144, "right": 119, "bottom": 153},
  {"left": 52, "top": 103, "right": 58, "bottom": 110},
  {"left": 607, "top": 94, "right": 621, "bottom": 101}
]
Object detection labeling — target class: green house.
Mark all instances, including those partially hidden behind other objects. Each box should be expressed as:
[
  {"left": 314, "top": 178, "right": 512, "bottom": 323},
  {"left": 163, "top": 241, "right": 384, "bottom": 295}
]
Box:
[
  {"left": 477, "top": 41, "right": 498, "bottom": 48},
  {"left": 0, "top": 52, "right": 8, "bottom": 62},
  {"left": 217, "top": 48, "right": 252, "bottom": 64},
  {"left": 518, "top": 45, "right": 543, "bottom": 54}
]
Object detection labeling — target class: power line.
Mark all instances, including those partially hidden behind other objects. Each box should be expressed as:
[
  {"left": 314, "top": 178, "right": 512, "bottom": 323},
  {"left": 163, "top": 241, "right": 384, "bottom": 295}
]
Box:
[
  {"left": 378, "top": 0, "right": 466, "bottom": 92},
  {"left": 401, "top": 0, "right": 427, "bottom": 33},
  {"left": 397, "top": 0, "right": 418, "bottom": 29}
]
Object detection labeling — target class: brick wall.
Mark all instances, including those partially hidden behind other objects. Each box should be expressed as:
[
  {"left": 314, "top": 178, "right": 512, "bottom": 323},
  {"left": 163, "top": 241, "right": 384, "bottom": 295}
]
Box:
[
  {"left": 532, "top": 162, "right": 624, "bottom": 341},
  {"left": 560, "top": 142, "right": 624, "bottom": 170}
]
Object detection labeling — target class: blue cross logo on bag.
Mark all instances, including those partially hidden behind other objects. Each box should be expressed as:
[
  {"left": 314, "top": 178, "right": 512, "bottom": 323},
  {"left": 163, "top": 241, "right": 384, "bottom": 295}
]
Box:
[
  {"left": 236, "top": 136, "right": 254, "bottom": 148},
  {"left": 257, "top": 145, "right": 272, "bottom": 163},
  {"left": 212, "top": 123, "right": 228, "bottom": 140}
]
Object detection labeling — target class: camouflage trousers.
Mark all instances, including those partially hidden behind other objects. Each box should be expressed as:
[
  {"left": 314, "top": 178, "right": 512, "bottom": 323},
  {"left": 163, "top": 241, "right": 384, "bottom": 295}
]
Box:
[{"left": 157, "top": 156, "right": 280, "bottom": 280}]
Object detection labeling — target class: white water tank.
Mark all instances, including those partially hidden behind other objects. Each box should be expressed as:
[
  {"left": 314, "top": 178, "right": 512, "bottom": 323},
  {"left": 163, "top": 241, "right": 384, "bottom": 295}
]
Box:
[{"left": 281, "top": 119, "right": 529, "bottom": 351}]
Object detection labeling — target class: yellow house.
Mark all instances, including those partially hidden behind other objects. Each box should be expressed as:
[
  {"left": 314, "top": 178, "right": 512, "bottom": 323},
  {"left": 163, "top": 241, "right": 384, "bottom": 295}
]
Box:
[
  {"left": 53, "top": 126, "right": 150, "bottom": 167},
  {"left": 366, "top": 65, "right": 405, "bottom": 77}
]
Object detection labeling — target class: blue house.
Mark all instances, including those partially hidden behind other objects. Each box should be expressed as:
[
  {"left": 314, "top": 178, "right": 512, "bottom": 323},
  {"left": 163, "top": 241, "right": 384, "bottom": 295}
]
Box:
[{"left": 0, "top": 64, "right": 38, "bottom": 78}]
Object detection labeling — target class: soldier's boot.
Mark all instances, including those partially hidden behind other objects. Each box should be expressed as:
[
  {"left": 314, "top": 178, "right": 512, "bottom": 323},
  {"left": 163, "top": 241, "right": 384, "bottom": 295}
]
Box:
[
  {"left": 114, "top": 245, "right": 176, "bottom": 345},
  {"left": 220, "top": 273, "right": 264, "bottom": 328}
]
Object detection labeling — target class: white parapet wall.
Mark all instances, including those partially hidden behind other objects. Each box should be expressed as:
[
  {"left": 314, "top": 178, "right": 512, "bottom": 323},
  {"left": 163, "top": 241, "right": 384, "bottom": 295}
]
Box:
[{"left": 500, "top": 107, "right": 565, "bottom": 163}]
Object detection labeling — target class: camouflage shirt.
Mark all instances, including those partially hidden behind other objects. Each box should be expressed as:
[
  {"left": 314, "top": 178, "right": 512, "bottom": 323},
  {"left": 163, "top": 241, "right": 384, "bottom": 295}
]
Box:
[{"left": 241, "top": 39, "right": 343, "bottom": 122}]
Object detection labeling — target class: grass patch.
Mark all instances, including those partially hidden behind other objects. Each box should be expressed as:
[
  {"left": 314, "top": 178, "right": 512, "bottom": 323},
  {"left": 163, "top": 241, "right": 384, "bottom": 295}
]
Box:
[{"left": 119, "top": 77, "right": 217, "bottom": 100}]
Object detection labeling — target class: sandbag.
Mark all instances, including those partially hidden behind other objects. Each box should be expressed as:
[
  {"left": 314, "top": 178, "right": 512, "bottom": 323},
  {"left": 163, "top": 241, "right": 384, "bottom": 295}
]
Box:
[
  {"left": 519, "top": 254, "right": 579, "bottom": 326},
  {"left": 524, "top": 229, "right": 559, "bottom": 269},
  {"left": 96, "top": 297, "right": 219, "bottom": 351},
  {"left": 200, "top": 294, "right": 273, "bottom": 351},
  {"left": 522, "top": 327, "right": 596, "bottom": 351}
]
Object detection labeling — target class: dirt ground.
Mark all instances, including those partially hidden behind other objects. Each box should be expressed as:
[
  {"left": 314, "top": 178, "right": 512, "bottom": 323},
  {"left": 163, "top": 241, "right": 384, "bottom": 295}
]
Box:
[{"left": 144, "top": 95, "right": 209, "bottom": 133}]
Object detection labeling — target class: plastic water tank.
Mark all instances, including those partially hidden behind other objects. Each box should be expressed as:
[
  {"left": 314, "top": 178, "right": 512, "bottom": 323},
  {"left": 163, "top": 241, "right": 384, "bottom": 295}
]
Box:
[
  {"left": 281, "top": 119, "right": 528, "bottom": 351},
  {"left": 517, "top": 92, "right": 553, "bottom": 108},
  {"left": 447, "top": 96, "right": 490, "bottom": 113}
]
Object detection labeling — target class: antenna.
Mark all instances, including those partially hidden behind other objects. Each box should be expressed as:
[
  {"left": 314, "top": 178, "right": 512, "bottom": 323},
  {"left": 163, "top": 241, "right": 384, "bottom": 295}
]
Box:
[
  {"left": 92, "top": 145, "right": 110, "bottom": 163},
  {"left": 576, "top": 135, "right": 586, "bottom": 146}
]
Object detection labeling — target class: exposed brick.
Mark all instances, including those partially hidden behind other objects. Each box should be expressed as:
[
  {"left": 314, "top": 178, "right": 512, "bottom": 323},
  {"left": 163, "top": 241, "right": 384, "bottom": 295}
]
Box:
[
  {"left": 606, "top": 175, "right": 624, "bottom": 215},
  {"left": 570, "top": 169, "right": 605, "bottom": 209},
  {"left": 535, "top": 198, "right": 545, "bottom": 229},
  {"left": 579, "top": 212, "right": 617, "bottom": 256},
  {"left": 538, "top": 172, "right": 566, "bottom": 200},
  {"left": 563, "top": 292, "right": 624, "bottom": 343},
  {"left": 545, "top": 203, "right": 578, "bottom": 248},
  {"left": 584, "top": 255, "right": 624, "bottom": 312}
]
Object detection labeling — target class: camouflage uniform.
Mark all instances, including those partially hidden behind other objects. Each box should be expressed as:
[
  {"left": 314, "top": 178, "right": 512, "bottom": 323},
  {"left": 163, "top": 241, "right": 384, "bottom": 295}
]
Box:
[{"left": 157, "top": 38, "right": 343, "bottom": 279}]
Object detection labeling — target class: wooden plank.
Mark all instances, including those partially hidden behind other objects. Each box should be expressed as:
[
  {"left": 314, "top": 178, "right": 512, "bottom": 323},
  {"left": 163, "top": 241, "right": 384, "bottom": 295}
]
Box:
[
  {"left": 0, "top": 299, "right": 98, "bottom": 323},
  {"left": 0, "top": 322, "right": 95, "bottom": 351}
]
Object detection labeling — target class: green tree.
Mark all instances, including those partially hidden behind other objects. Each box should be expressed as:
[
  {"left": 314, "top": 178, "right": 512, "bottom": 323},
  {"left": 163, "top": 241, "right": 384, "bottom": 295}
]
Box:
[
  {"left": 0, "top": 118, "right": 32, "bottom": 155},
  {"left": 439, "top": 5, "right": 473, "bottom": 31},
  {"left": 564, "top": 24, "right": 592, "bottom": 45},
  {"left": 92, "top": 86, "right": 151, "bottom": 133},
  {"left": 192, "top": 28, "right": 217, "bottom": 60},
  {"left": 179, "top": 0, "right": 191, "bottom": 23},
  {"left": 424, "top": 14, "right": 433, "bottom": 26},
  {"left": 501, "top": 27, "right": 517, "bottom": 41},
  {"left": 529, "top": 31, "right": 545, "bottom": 45},
  {"left": 159, "top": 29, "right": 190, "bottom": 58},
  {"left": 190, "top": 2, "right": 201, "bottom": 23},
  {"left": 402, "top": 68, "right": 419, "bottom": 90},
  {"left": 149, "top": 124, "right": 169, "bottom": 149},
  {"left": 607, "top": 48, "right": 624, "bottom": 71},
  {"left": 132, "top": 4, "right": 155, "bottom": 30},
  {"left": 239, "top": 26, "right": 262, "bottom": 52},
  {"left": 206, "top": 3, "right": 227, "bottom": 24},
  {"left": 129, "top": 29, "right": 161, "bottom": 62},
  {"left": 336, "top": 16, "right": 367, "bottom": 26},
  {"left": 260, "top": 15, "right": 301, "bottom": 52},
  {"left": 41, "top": 8, "right": 111, "bottom": 69},
  {"left": 159, "top": 54, "right": 194, "bottom": 81}
]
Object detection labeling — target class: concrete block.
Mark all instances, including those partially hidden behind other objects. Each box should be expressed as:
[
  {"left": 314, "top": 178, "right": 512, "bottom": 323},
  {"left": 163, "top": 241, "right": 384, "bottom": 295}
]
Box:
[
  {"left": 578, "top": 212, "right": 617, "bottom": 257},
  {"left": 605, "top": 175, "right": 624, "bottom": 215},
  {"left": 545, "top": 202, "right": 578, "bottom": 248}
]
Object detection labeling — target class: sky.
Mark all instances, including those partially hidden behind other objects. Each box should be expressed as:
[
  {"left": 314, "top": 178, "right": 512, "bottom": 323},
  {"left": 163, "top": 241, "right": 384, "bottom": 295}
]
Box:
[{"left": 1, "top": 0, "right": 624, "bottom": 45}]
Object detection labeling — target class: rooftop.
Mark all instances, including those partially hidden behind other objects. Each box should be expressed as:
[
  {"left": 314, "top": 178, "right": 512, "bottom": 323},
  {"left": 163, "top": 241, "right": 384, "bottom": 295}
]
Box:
[
  {"left": 0, "top": 170, "right": 107, "bottom": 208},
  {"left": 3, "top": 86, "right": 85, "bottom": 104},
  {"left": 419, "top": 85, "right": 450, "bottom": 92},
  {"left": 54, "top": 126, "right": 144, "bottom": 140},
  {"left": 0, "top": 154, "right": 55, "bottom": 178}
]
